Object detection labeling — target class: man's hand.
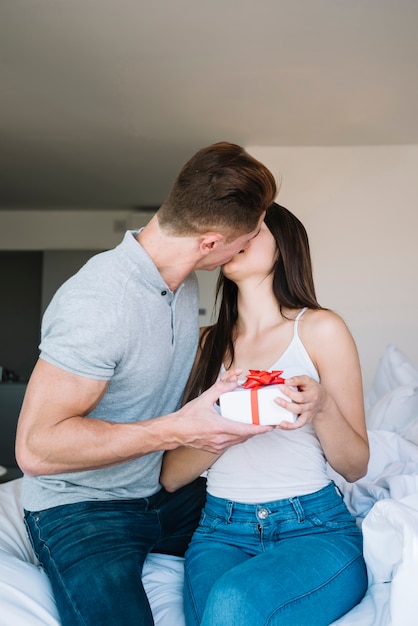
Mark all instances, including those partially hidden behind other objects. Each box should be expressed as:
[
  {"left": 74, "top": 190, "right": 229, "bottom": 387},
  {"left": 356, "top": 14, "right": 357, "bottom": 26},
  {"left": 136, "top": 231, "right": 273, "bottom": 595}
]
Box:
[{"left": 173, "top": 379, "right": 274, "bottom": 454}]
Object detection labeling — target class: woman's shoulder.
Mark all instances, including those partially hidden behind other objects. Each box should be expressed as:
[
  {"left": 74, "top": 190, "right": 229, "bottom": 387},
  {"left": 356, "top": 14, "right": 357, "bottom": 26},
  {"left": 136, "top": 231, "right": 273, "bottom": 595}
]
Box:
[
  {"left": 298, "top": 308, "right": 358, "bottom": 373},
  {"left": 299, "top": 308, "right": 352, "bottom": 342}
]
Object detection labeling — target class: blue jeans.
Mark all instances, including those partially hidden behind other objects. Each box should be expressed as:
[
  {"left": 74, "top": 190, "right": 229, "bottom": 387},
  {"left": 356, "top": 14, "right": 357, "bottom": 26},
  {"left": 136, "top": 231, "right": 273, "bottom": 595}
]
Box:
[
  {"left": 24, "top": 478, "right": 206, "bottom": 626},
  {"left": 184, "top": 482, "right": 367, "bottom": 626}
]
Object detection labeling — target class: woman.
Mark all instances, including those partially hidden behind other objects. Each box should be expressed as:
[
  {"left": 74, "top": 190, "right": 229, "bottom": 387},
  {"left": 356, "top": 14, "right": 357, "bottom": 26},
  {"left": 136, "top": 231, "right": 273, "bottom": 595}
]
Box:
[{"left": 160, "top": 203, "right": 369, "bottom": 626}]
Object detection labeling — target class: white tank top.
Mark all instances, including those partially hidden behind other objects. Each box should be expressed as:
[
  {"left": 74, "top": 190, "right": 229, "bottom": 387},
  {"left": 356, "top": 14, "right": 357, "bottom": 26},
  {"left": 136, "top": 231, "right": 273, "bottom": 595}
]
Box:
[{"left": 207, "top": 308, "right": 330, "bottom": 503}]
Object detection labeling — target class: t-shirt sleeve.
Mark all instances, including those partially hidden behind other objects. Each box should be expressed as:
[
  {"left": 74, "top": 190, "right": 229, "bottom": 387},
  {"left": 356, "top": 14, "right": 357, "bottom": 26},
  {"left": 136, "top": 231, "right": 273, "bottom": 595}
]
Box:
[{"left": 39, "top": 284, "right": 126, "bottom": 380}]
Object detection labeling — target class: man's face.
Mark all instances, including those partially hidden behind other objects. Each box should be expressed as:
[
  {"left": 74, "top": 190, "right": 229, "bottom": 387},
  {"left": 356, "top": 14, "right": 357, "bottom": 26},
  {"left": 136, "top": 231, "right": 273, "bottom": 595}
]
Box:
[{"left": 198, "top": 213, "right": 265, "bottom": 271}]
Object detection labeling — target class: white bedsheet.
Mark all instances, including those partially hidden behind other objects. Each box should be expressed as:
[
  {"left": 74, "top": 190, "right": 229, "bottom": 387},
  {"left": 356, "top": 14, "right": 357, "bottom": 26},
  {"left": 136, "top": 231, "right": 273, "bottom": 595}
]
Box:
[
  {"left": 330, "top": 430, "right": 418, "bottom": 626},
  {"left": 1, "top": 430, "right": 418, "bottom": 626}
]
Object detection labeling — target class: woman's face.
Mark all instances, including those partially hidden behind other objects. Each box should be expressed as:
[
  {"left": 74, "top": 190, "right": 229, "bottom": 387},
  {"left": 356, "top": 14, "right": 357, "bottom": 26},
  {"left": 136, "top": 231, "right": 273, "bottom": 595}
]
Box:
[{"left": 222, "top": 221, "right": 278, "bottom": 282}]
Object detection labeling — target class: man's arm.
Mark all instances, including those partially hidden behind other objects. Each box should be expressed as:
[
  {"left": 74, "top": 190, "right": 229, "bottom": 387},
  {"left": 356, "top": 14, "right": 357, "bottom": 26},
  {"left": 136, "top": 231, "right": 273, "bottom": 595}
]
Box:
[{"left": 16, "top": 358, "right": 272, "bottom": 477}]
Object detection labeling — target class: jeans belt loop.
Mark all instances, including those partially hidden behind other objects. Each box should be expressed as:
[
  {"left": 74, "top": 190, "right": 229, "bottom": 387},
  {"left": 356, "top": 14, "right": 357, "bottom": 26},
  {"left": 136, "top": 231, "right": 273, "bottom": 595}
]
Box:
[
  {"left": 226, "top": 500, "right": 234, "bottom": 524},
  {"left": 290, "top": 497, "right": 305, "bottom": 523}
]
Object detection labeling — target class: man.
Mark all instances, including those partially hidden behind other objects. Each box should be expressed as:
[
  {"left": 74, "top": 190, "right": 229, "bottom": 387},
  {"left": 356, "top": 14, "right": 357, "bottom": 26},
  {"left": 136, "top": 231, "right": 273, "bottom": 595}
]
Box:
[{"left": 16, "top": 141, "right": 277, "bottom": 625}]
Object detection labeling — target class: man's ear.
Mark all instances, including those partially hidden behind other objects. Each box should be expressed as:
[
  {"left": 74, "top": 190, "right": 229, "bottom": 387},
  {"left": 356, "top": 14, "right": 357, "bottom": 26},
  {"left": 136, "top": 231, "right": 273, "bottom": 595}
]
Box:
[{"left": 199, "top": 233, "right": 225, "bottom": 255}]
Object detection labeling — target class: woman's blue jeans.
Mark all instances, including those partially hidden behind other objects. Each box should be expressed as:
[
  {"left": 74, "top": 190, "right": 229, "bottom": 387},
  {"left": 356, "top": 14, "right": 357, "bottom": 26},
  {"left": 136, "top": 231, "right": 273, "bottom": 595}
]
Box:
[
  {"left": 184, "top": 482, "right": 367, "bottom": 626},
  {"left": 24, "top": 478, "right": 206, "bottom": 626}
]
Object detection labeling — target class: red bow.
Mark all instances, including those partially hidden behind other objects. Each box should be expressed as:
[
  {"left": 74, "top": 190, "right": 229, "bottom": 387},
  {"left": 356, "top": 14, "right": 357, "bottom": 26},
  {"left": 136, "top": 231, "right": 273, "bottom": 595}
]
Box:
[{"left": 242, "top": 370, "right": 285, "bottom": 389}]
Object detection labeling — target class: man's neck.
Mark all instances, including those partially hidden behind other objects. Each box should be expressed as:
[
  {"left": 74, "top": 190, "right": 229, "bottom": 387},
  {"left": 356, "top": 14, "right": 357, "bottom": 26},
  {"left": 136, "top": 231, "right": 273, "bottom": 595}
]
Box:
[{"left": 136, "top": 215, "right": 198, "bottom": 291}]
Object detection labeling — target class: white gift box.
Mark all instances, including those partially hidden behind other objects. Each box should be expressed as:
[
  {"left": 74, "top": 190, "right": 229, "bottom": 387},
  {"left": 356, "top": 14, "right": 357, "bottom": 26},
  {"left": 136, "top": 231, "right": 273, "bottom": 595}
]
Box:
[{"left": 219, "top": 384, "right": 297, "bottom": 425}]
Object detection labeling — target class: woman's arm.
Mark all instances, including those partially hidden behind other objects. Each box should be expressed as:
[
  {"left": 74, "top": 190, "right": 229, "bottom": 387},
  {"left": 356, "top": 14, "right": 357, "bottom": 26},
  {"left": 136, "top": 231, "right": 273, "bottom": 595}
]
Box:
[
  {"left": 276, "top": 309, "right": 369, "bottom": 482},
  {"left": 160, "top": 447, "right": 220, "bottom": 492}
]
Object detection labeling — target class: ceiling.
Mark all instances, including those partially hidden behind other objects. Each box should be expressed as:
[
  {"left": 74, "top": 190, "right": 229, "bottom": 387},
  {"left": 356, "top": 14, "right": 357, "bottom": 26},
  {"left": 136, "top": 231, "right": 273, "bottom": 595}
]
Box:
[{"left": 1, "top": 0, "right": 418, "bottom": 209}]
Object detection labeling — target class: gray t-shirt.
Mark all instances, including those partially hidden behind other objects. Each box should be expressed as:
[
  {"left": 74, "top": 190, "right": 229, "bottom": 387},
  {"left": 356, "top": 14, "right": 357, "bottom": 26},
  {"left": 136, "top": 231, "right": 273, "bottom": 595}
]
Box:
[{"left": 21, "top": 231, "right": 199, "bottom": 511}]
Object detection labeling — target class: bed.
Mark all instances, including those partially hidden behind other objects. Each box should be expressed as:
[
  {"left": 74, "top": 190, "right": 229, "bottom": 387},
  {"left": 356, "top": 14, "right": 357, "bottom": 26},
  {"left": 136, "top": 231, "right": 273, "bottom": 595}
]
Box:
[{"left": 1, "top": 344, "right": 418, "bottom": 626}]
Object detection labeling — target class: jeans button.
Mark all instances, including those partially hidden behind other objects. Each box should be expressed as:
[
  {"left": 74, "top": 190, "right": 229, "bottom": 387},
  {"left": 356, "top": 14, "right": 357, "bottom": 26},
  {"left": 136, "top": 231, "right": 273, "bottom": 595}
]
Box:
[{"left": 257, "top": 508, "right": 269, "bottom": 520}]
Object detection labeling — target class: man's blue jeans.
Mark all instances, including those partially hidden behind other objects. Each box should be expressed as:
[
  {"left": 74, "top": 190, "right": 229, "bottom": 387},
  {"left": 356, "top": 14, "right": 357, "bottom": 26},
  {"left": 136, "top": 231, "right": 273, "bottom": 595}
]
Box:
[
  {"left": 24, "top": 477, "right": 206, "bottom": 626},
  {"left": 184, "top": 482, "right": 367, "bottom": 626}
]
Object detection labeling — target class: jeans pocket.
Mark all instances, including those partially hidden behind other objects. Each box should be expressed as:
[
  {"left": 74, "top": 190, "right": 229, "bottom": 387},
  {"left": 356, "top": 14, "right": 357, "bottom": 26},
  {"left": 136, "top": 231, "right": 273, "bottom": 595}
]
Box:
[
  {"left": 24, "top": 510, "right": 45, "bottom": 562},
  {"left": 306, "top": 501, "right": 359, "bottom": 532},
  {"left": 193, "top": 509, "right": 222, "bottom": 536}
]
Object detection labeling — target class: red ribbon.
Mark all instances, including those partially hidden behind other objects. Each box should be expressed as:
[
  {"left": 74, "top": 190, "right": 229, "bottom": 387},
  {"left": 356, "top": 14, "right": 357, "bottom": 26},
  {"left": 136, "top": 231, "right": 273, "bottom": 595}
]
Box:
[
  {"left": 242, "top": 370, "right": 285, "bottom": 390},
  {"left": 242, "top": 370, "right": 286, "bottom": 425}
]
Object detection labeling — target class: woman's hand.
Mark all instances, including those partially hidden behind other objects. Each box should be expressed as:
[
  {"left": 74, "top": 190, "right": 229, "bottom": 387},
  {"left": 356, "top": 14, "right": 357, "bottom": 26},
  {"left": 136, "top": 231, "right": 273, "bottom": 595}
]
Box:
[{"left": 274, "top": 375, "right": 329, "bottom": 430}]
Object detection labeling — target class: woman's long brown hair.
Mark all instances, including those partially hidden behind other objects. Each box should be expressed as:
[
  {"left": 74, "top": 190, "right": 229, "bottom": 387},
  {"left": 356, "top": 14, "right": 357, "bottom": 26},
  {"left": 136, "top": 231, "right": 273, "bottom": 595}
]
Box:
[{"left": 182, "top": 202, "right": 322, "bottom": 404}]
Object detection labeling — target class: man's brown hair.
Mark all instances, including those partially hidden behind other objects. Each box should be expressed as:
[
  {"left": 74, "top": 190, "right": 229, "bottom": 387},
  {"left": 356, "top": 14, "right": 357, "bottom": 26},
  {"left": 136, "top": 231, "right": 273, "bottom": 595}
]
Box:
[{"left": 157, "top": 142, "right": 277, "bottom": 239}]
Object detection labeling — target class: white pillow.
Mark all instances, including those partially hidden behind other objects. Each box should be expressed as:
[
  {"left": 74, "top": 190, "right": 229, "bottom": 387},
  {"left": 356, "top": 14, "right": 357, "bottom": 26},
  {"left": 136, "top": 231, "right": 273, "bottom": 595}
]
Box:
[
  {"left": 0, "top": 551, "right": 60, "bottom": 626},
  {"left": 366, "top": 384, "right": 418, "bottom": 438},
  {"left": 364, "top": 345, "right": 418, "bottom": 414},
  {"left": 402, "top": 417, "right": 418, "bottom": 447},
  {"left": 0, "top": 478, "right": 38, "bottom": 564},
  {"left": 0, "top": 479, "right": 60, "bottom": 626}
]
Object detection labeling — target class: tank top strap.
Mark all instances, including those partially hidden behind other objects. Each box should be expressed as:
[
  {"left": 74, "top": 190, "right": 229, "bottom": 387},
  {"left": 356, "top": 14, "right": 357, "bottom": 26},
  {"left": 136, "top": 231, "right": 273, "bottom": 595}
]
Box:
[{"left": 293, "top": 307, "right": 308, "bottom": 338}]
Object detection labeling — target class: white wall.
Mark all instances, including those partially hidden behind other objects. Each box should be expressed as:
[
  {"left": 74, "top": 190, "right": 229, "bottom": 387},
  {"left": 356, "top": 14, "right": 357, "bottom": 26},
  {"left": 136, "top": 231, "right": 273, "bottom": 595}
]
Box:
[
  {"left": 247, "top": 145, "right": 418, "bottom": 391},
  {"left": 195, "top": 269, "right": 220, "bottom": 327},
  {"left": 0, "top": 209, "right": 150, "bottom": 250}
]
